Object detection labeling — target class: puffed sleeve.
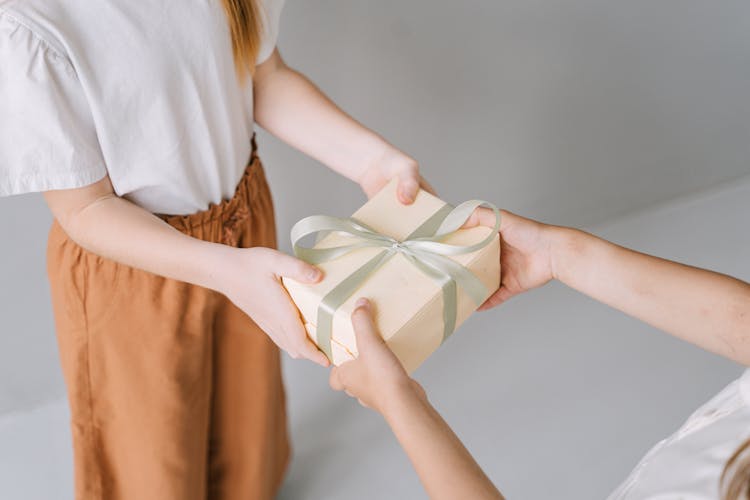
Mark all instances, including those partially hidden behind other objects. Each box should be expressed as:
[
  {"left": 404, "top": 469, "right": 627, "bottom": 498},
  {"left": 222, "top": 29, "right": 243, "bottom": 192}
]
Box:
[
  {"left": 0, "top": 12, "right": 106, "bottom": 196},
  {"left": 256, "top": 0, "right": 286, "bottom": 63}
]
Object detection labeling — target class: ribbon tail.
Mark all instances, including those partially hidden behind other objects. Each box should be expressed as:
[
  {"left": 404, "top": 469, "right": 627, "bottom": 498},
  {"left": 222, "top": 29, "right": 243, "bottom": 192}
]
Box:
[
  {"left": 443, "top": 279, "right": 458, "bottom": 340},
  {"left": 413, "top": 251, "right": 489, "bottom": 307},
  {"left": 405, "top": 255, "right": 458, "bottom": 341},
  {"left": 316, "top": 249, "right": 394, "bottom": 361}
]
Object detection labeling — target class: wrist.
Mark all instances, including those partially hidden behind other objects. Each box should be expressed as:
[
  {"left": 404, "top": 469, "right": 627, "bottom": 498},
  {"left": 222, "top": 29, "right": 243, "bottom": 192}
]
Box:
[
  {"left": 357, "top": 142, "right": 416, "bottom": 185},
  {"left": 380, "top": 379, "right": 427, "bottom": 420},
  {"left": 196, "top": 241, "right": 239, "bottom": 293},
  {"left": 548, "top": 226, "right": 591, "bottom": 285}
]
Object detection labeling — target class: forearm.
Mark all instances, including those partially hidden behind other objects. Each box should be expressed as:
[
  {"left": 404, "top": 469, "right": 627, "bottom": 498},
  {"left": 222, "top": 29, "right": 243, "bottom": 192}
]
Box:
[
  {"left": 383, "top": 385, "right": 503, "bottom": 500},
  {"left": 551, "top": 228, "right": 750, "bottom": 365},
  {"left": 253, "top": 51, "right": 403, "bottom": 183},
  {"left": 47, "top": 191, "right": 229, "bottom": 292}
]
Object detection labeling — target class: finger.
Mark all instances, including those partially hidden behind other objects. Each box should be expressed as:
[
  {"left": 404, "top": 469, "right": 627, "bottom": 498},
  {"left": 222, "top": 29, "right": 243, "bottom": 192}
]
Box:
[
  {"left": 283, "top": 313, "right": 329, "bottom": 367},
  {"left": 286, "top": 318, "right": 329, "bottom": 367},
  {"left": 498, "top": 210, "right": 524, "bottom": 232},
  {"left": 271, "top": 285, "right": 330, "bottom": 367},
  {"left": 465, "top": 209, "right": 519, "bottom": 236},
  {"left": 397, "top": 165, "right": 420, "bottom": 204},
  {"left": 329, "top": 368, "right": 345, "bottom": 391},
  {"left": 273, "top": 252, "right": 323, "bottom": 283},
  {"left": 252, "top": 317, "right": 296, "bottom": 356},
  {"left": 299, "top": 338, "right": 330, "bottom": 367},
  {"left": 478, "top": 286, "right": 515, "bottom": 311},
  {"left": 462, "top": 207, "right": 494, "bottom": 229},
  {"left": 418, "top": 176, "right": 437, "bottom": 196},
  {"left": 351, "top": 298, "right": 385, "bottom": 350},
  {"left": 286, "top": 350, "right": 300, "bottom": 360}
]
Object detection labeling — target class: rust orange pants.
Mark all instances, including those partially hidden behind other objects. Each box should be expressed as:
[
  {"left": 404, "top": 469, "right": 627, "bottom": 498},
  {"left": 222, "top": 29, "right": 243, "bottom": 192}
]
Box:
[{"left": 47, "top": 149, "right": 289, "bottom": 499}]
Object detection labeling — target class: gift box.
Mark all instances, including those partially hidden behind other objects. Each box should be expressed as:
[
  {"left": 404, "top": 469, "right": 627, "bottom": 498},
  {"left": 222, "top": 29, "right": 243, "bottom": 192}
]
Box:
[{"left": 282, "top": 180, "right": 500, "bottom": 373}]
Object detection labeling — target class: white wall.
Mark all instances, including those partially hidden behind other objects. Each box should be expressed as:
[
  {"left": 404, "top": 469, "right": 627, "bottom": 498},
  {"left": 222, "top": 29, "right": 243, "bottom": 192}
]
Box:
[
  {"left": 0, "top": 196, "right": 57, "bottom": 414},
  {"left": 265, "top": 0, "right": 750, "bottom": 234}
]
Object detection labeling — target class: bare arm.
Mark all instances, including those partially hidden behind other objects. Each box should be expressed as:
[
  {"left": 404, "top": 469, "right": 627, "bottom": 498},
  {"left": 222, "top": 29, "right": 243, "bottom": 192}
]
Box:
[
  {"left": 383, "top": 387, "right": 504, "bottom": 500},
  {"left": 37, "top": 48, "right": 439, "bottom": 367},
  {"left": 329, "top": 209, "right": 749, "bottom": 500},
  {"left": 474, "top": 211, "right": 750, "bottom": 365},
  {"left": 43, "top": 175, "right": 329, "bottom": 366},
  {"left": 554, "top": 229, "right": 750, "bottom": 365},
  {"left": 253, "top": 49, "right": 434, "bottom": 201},
  {"left": 329, "top": 300, "right": 503, "bottom": 500},
  {"left": 45, "top": 176, "right": 222, "bottom": 289}
]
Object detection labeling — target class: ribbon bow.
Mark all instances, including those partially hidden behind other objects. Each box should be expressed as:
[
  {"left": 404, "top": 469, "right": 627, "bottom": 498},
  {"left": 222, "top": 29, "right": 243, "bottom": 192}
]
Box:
[{"left": 291, "top": 200, "right": 500, "bottom": 361}]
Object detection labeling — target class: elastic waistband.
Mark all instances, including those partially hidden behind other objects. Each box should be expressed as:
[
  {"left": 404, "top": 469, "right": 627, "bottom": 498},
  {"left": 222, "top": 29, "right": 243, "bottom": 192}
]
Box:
[{"left": 160, "top": 137, "right": 263, "bottom": 234}]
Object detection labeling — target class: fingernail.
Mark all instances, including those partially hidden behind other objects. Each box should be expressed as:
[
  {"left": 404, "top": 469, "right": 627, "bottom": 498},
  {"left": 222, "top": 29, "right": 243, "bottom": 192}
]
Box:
[
  {"left": 355, "top": 298, "right": 369, "bottom": 309},
  {"left": 398, "top": 188, "right": 413, "bottom": 203},
  {"left": 308, "top": 268, "right": 321, "bottom": 281}
]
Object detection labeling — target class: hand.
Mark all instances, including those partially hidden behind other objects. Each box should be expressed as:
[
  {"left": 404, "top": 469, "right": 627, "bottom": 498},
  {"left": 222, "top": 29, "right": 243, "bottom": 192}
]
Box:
[
  {"left": 329, "top": 298, "right": 426, "bottom": 414},
  {"left": 214, "top": 246, "right": 330, "bottom": 367},
  {"left": 358, "top": 147, "right": 436, "bottom": 204},
  {"left": 464, "top": 209, "right": 562, "bottom": 310}
]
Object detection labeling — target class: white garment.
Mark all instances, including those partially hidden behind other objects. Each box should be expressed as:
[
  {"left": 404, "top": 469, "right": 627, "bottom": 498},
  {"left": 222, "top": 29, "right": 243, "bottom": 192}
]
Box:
[
  {"left": 0, "top": 0, "right": 284, "bottom": 215},
  {"left": 609, "top": 369, "right": 750, "bottom": 499}
]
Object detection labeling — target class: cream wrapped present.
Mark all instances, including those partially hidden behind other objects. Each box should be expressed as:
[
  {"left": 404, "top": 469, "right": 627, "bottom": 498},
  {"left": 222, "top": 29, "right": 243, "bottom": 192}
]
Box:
[{"left": 282, "top": 180, "right": 500, "bottom": 373}]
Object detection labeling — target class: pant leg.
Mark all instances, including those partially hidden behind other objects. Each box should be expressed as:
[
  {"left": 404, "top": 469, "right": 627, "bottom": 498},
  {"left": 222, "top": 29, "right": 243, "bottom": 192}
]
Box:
[
  {"left": 207, "top": 298, "right": 290, "bottom": 499},
  {"left": 48, "top": 151, "right": 289, "bottom": 499},
  {"left": 206, "top": 160, "right": 290, "bottom": 499},
  {"left": 47, "top": 222, "right": 217, "bottom": 500}
]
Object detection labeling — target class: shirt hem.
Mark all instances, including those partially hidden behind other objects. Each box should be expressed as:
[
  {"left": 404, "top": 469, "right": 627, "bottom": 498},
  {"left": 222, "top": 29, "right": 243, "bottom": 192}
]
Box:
[{"left": 0, "top": 167, "right": 108, "bottom": 197}]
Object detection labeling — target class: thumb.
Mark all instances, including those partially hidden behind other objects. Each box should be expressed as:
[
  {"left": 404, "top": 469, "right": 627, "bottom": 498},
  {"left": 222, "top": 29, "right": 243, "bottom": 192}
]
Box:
[
  {"left": 462, "top": 207, "right": 510, "bottom": 231},
  {"left": 478, "top": 286, "right": 515, "bottom": 311},
  {"left": 397, "top": 165, "right": 420, "bottom": 205},
  {"left": 274, "top": 252, "right": 323, "bottom": 284},
  {"left": 351, "top": 298, "right": 385, "bottom": 352}
]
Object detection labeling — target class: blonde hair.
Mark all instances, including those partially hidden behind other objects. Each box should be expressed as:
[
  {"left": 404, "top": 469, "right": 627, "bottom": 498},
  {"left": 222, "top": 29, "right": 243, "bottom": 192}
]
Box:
[
  {"left": 722, "top": 438, "right": 750, "bottom": 500},
  {"left": 219, "top": 0, "right": 264, "bottom": 80}
]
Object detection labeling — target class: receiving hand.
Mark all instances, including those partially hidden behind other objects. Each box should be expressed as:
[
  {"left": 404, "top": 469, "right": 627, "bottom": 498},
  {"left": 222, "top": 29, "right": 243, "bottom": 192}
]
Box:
[
  {"left": 463, "top": 209, "right": 560, "bottom": 310},
  {"left": 217, "top": 246, "right": 330, "bottom": 367},
  {"left": 358, "top": 148, "right": 436, "bottom": 204},
  {"left": 329, "top": 298, "right": 425, "bottom": 414}
]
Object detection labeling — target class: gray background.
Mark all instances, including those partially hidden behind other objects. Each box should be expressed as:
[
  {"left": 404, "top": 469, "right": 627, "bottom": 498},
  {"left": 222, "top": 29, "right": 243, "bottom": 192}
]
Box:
[{"left": 1, "top": 1, "right": 749, "bottom": 498}]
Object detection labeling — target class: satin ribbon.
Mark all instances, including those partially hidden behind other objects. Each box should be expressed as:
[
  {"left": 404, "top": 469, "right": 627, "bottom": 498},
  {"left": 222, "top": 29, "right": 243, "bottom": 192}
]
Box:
[{"left": 291, "top": 200, "right": 501, "bottom": 361}]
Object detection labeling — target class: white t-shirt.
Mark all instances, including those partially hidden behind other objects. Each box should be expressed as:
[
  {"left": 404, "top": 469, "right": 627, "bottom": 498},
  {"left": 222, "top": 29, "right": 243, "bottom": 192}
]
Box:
[
  {"left": 609, "top": 369, "right": 750, "bottom": 499},
  {"left": 0, "top": 0, "right": 284, "bottom": 215}
]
